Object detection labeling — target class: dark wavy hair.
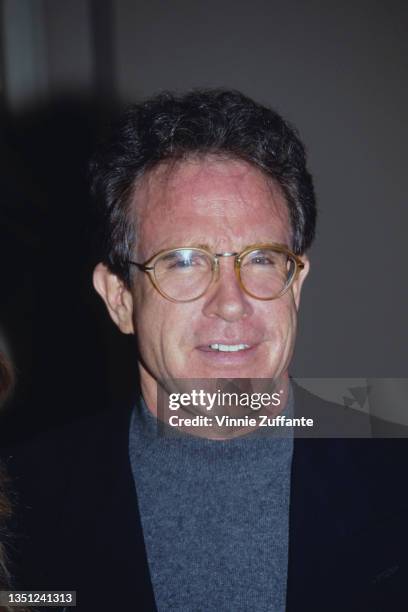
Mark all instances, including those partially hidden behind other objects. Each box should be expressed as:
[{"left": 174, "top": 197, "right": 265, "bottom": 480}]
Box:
[{"left": 90, "top": 89, "right": 317, "bottom": 286}]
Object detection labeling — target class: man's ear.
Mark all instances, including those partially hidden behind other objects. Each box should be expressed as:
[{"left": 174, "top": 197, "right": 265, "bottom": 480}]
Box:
[
  {"left": 93, "top": 263, "right": 135, "bottom": 334},
  {"left": 292, "top": 255, "right": 310, "bottom": 310}
]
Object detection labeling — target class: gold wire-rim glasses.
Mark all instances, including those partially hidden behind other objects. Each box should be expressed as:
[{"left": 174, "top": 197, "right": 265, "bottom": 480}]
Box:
[{"left": 128, "top": 243, "right": 305, "bottom": 303}]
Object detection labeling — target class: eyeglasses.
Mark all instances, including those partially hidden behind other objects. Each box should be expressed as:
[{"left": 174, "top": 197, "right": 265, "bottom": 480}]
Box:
[{"left": 128, "top": 243, "right": 305, "bottom": 303}]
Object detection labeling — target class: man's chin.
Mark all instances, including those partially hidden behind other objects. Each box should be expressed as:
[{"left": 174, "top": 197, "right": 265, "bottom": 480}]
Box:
[{"left": 176, "top": 359, "right": 274, "bottom": 383}]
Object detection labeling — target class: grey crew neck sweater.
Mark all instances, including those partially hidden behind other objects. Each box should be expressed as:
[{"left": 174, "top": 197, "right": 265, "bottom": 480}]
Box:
[{"left": 129, "top": 392, "right": 294, "bottom": 612}]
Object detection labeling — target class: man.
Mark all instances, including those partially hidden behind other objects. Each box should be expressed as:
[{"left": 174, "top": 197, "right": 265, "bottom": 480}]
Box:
[{"left": 3, "top": 90, "right": 408, "bottom": 611}]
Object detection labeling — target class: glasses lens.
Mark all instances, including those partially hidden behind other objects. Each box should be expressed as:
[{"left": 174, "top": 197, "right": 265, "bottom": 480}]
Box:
[
  {"left": 154, "top": 249, "right": 213, "bottom": 301},
  {"left": 240, "top": 248, "right": 295, "bottom": 299}
]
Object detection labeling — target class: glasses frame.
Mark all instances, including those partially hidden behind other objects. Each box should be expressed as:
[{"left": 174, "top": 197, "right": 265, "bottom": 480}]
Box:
[{"left": 128, "top": 243, "right": 305, "bottom": 303}]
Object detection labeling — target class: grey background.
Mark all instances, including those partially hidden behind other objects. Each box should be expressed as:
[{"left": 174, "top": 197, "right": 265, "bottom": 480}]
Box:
[{"left": 1, "top": 0, "right": 407, "bottom": 438}]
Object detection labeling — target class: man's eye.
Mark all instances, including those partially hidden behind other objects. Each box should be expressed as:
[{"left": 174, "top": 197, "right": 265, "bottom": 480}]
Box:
[
  {"left": 247, "top": 255, "right": 275, "bottom": 265},
  {"left": 165, "top": 255, "right": 205, "bottom": 270},
  {"left": 173, "top": 258, "right": 194, "bottom": 268}
]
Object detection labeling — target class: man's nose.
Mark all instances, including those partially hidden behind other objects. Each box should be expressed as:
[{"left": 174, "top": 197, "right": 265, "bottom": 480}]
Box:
[{"left": 202, "top": 258, "right": 253, "bottom": 322}]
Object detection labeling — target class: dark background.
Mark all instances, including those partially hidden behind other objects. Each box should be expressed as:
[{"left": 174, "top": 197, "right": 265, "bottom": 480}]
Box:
[{"left": 1, "top": 0, "right": 407, "bottom": 443}]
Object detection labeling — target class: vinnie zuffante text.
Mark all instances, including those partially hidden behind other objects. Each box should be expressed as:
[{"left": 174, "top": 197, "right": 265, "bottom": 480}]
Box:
[{"left": 166, "top": 389, "right": 314, "bottom": 429}]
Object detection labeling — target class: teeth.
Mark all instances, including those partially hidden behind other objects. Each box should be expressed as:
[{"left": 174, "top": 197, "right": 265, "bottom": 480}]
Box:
[{"left": 209, "top": 343, "right": 250, "bottom": 352}]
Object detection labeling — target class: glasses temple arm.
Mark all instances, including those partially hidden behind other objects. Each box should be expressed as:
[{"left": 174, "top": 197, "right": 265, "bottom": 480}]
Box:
[{"left": 128, "top": 260, "right": 154, "bottom": 271}]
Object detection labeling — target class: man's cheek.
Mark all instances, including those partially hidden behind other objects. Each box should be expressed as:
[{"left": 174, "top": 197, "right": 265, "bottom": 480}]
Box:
[{"left": 159, "top": 324, "right": 180, "bottom": 360}]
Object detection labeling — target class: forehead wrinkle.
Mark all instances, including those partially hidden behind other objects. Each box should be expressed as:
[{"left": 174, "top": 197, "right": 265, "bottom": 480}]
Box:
[
  {"left": 192, "top": 167, "right": 265, "bottom": 217},
  {"left": 135, "top": 155, "right": 287, "bottom": 217},
  {"left": 141, "top": 156, "right": 265, "bottom": 213},
  {"left": 132, "top": 157, "right": 293, "bottom": 259}
]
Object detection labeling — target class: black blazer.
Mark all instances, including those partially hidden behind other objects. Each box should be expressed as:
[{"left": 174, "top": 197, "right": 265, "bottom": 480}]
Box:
[{"left": 2, "top": 385, "right": 408, "bottom": 611}]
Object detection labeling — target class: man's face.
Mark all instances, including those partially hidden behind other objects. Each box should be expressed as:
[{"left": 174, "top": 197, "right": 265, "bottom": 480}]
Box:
[
  {"left": 132, "top": 156, "right": 310, "bottom": 403},
  {"left": 94, "top": 156, "right": 309, "bottom": 410}
]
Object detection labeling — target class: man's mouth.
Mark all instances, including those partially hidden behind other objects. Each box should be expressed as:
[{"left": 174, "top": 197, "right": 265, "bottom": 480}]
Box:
[
  {"left": 194, "top": 340, "right": 261, "bottom": 370},
  {"left": 208, "top": 343, "right": 250, "bottom": 352},
  {"left": 196, "top": 342, "right": 257, "bottom": 357}
]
